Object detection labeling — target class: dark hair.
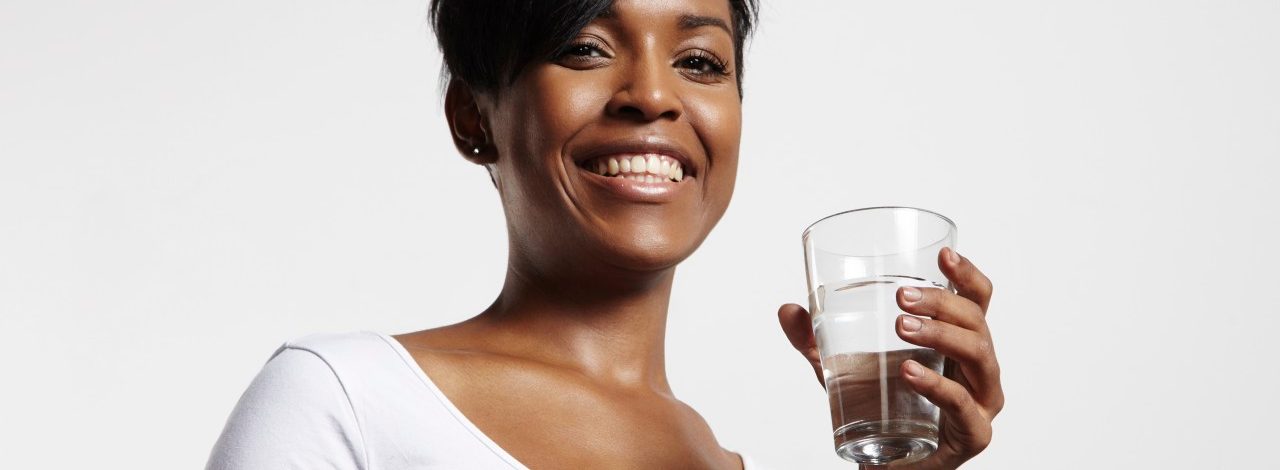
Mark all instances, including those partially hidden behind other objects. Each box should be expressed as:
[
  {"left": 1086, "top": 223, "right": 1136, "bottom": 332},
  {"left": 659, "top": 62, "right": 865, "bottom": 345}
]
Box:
[{"left": 429, "top": 0, "right": 759, "bottom": 96}]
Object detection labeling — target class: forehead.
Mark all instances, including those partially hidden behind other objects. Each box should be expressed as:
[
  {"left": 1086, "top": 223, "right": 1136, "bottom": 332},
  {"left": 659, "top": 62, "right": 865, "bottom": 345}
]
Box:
[{"left": 596, "top": 0, "right": 734, "bottom": 35}]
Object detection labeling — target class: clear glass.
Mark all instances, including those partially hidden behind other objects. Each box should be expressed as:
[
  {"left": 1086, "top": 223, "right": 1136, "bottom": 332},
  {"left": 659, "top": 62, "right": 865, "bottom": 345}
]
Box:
[{"left": 801, "top": 206, "right": 958, "bottom": 466}]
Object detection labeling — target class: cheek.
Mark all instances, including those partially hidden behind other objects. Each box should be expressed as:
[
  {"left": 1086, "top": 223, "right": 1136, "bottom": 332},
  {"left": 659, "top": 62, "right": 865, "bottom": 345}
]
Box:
[
  {"left": 489, "top": 70, "right": 615, "bottom": 230},
  {"left": 522, "top": 71, "right": 611, "bottom": 156},
  {"left": 688, "top": 91, "right": 742, "bottom": 154},
  {"left": 490, "top": 73, "right": 604, "bottom": 172},
  {"left": 687, "top": 94, "right": 742, "bottom": 195}
]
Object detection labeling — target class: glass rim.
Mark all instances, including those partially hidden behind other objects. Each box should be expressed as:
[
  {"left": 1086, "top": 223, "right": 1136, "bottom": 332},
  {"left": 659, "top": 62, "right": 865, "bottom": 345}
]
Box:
[{"left": 801, "top": 206, "right": 958, "bottom": 241}]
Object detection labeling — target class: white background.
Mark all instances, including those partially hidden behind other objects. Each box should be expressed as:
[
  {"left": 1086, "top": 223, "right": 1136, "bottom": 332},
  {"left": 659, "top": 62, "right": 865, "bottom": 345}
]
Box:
[{"left": 2, "top": 0, "right": 1278, "bottom": 468}]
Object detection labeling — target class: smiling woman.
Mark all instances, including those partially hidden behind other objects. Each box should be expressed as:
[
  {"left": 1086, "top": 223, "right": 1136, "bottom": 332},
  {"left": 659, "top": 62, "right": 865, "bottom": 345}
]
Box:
[
  {"left": 205, "top": 0, "right": 1004, "bottom": 469},
  {"left": 205, "top": 0, "right": 765, "bottom": 469}
]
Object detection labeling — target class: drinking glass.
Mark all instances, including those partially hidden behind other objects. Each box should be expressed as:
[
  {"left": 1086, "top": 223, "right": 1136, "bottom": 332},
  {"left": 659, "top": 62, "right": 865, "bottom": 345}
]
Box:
[{"left": 801, "top": 206, "right": 957, "bottom": 465}]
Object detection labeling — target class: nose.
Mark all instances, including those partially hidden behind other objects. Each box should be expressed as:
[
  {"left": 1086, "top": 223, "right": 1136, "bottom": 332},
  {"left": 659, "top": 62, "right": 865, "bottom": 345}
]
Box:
[{"left": 605, "top": 53, "right": 684, "bottom": 122}]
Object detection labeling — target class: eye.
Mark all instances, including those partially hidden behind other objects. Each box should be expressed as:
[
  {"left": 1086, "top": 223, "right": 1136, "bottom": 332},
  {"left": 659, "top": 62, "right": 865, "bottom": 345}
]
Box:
[
  {"left": 563, "top": 44, "right": 604, "bottom": 58},
  {"left": 676, "top": 50, "right": 730, "bottom": 78},
  {"left": 554, "top": 39, "right": 612, "bottom": 68}
]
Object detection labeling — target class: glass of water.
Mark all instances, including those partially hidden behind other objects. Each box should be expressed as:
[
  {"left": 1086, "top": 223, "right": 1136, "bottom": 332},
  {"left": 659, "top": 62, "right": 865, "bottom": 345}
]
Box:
[{"left": 801, "top": 206, "right": 957, "bottom": 465}]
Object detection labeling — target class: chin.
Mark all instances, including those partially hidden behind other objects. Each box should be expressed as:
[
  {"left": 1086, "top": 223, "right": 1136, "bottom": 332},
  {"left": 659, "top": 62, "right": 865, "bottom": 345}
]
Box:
[
  {"left": 566, "top": 204, "right": 714, "bottom": 273},
  {"left": 599, "top": 235, "right": 695, "bottom": 272}
]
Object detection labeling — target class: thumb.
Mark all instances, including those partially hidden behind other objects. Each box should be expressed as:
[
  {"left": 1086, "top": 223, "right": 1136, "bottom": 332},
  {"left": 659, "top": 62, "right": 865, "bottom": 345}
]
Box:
[{"left": 777, "top": 303, "right": 823, "bottom": 386}]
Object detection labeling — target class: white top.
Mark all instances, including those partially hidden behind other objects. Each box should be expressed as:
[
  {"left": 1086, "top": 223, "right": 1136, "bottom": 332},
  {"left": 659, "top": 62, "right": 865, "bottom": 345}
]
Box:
[{"left": 206, "top": 331, "right": 770, "bottom": 470}]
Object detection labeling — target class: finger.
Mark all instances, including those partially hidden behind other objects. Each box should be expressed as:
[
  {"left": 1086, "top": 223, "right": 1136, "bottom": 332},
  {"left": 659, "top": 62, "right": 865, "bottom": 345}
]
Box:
[
  {"left": 902, "top": 359, "right": 993, "bottom": 458},
  {"left": 939, "top": 247, "right": 994, "bottom": 313},
  {"left": 777, "top": 303, "right": 823, "bottom": 385},
  {"left": 897, "top": 315, "right": 1003, "bottom": 412},
  {"left": 897, "top": 284, "right": 987, "bottom": 333}
]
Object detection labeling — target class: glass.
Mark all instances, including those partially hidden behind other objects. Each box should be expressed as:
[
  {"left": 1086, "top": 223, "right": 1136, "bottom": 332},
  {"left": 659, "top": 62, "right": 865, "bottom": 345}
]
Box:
[{"left": 801, "top": 206, "right": 957, "bottom": 465}]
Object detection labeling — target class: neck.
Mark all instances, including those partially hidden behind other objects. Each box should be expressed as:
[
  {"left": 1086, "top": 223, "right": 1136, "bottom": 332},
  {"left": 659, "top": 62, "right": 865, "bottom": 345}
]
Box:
[{"left": 474, "top": 250, "right": 676, "bottom": 393}]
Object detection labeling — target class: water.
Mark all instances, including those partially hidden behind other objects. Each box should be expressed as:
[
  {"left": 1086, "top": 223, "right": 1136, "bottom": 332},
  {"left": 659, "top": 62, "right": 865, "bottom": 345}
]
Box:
[{"left": 811, "top": 276, "right": 947, "bottom": 465}]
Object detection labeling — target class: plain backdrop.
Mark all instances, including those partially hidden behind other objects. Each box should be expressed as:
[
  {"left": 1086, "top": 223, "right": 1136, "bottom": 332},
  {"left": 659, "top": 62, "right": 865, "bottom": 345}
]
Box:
[{"left": 2, "top": 0, "right": 1278, "bottom": 468}]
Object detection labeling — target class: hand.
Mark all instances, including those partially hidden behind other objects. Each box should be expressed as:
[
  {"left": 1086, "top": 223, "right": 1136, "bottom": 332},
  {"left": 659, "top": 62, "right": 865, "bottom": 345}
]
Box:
[{"left": 778, "top": 247, "right": 1002, "bottom": 469}]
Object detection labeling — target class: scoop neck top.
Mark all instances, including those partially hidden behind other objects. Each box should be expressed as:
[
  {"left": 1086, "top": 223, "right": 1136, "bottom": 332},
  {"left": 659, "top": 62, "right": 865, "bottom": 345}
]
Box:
[{"left": 206, "top": 331, "right": 770, "bottom": 470}]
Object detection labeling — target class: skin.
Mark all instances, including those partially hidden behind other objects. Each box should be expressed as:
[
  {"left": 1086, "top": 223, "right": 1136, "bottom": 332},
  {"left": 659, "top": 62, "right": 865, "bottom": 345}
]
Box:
[{"left": 396, "top": 0, "right": 1003, "bottom": 468}]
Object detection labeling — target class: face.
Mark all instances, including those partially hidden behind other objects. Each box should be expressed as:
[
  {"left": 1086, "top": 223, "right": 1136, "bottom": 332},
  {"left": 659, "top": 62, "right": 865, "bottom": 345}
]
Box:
[{"left": 464, "top": 0, "right": 742, "bottom": 275}]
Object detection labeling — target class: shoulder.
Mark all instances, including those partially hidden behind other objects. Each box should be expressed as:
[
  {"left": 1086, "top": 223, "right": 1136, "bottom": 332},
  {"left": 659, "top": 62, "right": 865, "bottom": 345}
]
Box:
[
  {"left": 232, "top": 331, "right": 397, "bottom": 403},
  {"left": 249, "top": 331, "right": 420, "bottom": 415},
  {"left": 278, "top": 330, "right": 395, "bottom": 364},
  {"left": 249, "top": 331, "right": 390, "bottom": 397},
  {"left": 206, "top": 332, "right": 397, "bottom": 470}
]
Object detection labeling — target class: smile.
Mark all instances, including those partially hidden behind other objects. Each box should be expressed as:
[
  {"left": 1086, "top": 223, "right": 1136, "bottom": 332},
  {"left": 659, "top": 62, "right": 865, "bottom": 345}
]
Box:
[
  {"left": 579, "top": 154, "right": 685, "bottom": 183},
  {"left": 574, "top": 152, "right": 695, "bottom": 203}
]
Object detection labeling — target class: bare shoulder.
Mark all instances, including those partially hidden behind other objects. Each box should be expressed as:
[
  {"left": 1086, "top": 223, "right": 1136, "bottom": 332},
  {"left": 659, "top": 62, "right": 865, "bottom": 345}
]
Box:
[
  {"left": 390, "top": 322, "right": 520, "bottom": 388},
  {"left": 392, "top": 322, "right": 481, "bottom": 353}
]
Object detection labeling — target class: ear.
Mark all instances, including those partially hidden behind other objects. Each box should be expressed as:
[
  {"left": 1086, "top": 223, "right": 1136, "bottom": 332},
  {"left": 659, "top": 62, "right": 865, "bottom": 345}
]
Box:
[{"left": 444, "top": 79, "right": 497, "bottom": 165}]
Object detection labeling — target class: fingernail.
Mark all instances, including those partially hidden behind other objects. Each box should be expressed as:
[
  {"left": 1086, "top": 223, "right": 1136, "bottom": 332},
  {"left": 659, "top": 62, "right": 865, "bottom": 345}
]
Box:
[
  {"left": 901, "top": 286, "right": 922, "bottom": 302},
  {"left": 901, "top": 315, "right": 923, "bottom": 332},
  {"left": 947, "top": 247, "right": 961, "bottom": 265},
  {"left": 904, "top": 360, "right": 922, "bottom": 377}
]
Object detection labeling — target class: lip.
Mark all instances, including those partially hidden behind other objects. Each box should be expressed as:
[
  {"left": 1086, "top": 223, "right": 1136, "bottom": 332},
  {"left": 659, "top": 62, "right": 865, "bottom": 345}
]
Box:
[
  {"left": 577, "top": 166, "right": 691, "bottom": 203},
  {"left": 568, "top": 136, "right": 701, "bottom": 204},
  {"left": 571, "top": 137, "right": 699, "bottom": 179}
]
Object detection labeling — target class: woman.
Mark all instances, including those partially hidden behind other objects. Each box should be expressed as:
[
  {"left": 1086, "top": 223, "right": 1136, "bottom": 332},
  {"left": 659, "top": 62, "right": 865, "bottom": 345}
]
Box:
[{"left": 207, "top": 0, "right": 1003, "bottom": 468}]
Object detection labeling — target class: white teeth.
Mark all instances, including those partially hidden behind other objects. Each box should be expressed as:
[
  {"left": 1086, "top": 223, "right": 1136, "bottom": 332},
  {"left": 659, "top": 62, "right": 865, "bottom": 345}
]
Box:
[
  {"left": 584, "top": 154, "right": 688, "bottom": 182},
  {"left": 646, "top": 155, "right": 661, "bottom": 175}
]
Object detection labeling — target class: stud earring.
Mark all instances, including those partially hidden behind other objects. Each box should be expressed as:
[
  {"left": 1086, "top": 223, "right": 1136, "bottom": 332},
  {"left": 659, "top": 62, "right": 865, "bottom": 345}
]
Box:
[{"left": 471, "top": 146, "right": 482, "bottom": 155}]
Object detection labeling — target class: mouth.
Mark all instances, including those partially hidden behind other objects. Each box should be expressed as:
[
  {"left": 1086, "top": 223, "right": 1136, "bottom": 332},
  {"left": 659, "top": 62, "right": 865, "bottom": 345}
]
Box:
[
  {"left": 569, "top": 138, "right": 700, "bottom": 203},
  {"left": 575, "top": 153, "right": 688, "bottom": 183}
]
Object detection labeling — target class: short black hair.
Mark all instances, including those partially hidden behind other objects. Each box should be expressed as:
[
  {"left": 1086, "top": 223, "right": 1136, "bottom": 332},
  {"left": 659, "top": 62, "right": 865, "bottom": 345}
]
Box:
[{"left": 429, "top": 0, "right": 759, "bottom": 96}]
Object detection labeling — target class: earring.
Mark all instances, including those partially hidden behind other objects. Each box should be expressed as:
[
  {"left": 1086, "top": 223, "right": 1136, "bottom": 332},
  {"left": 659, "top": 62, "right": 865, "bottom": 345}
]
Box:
[{"left": 471, "top": 146, "right": 482, "bottom": 155}]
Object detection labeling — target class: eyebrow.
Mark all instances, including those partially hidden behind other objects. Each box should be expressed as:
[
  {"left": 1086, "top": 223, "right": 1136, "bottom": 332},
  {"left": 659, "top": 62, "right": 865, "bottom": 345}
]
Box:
[
  {"left": 594, "top": 8, "right": 732, "bottom": 36},
  {"left": 678, "top": 14, "right": 732, "bottom": 35}
]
